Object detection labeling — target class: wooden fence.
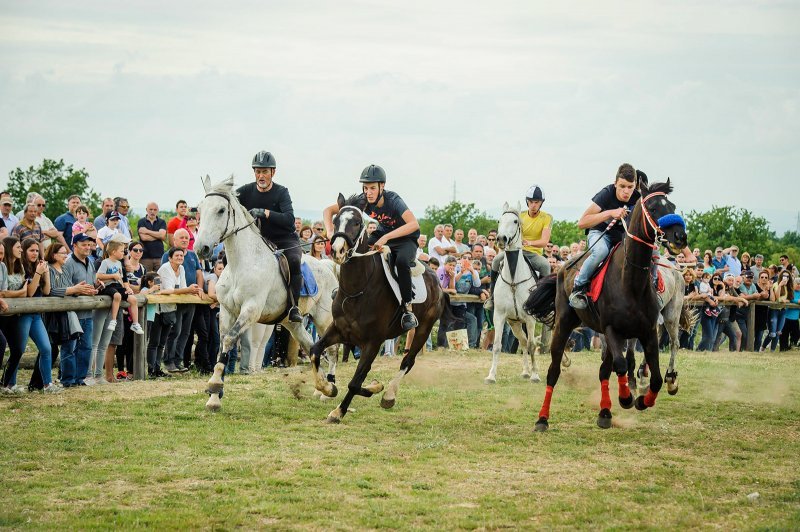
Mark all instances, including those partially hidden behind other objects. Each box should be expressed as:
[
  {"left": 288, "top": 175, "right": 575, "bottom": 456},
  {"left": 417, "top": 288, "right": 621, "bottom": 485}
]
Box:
[{"left": 1, "top": 294, "right": 795, "bottom": 380}]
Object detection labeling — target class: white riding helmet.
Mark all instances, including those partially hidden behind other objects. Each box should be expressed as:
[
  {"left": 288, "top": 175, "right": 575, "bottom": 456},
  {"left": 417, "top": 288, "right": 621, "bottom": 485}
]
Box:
[{"left": 526, "top": 185, "right": 545, "bottom": 202}]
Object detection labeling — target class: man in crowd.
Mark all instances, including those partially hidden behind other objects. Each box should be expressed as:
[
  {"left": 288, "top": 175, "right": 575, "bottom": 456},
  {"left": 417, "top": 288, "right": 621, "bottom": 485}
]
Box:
[
  {"left": 428, "top": 224, "right": 456, "bottom": 264},
  {"left": 93, "top": 197, "right": 115, "bottom": 230},
  {"left": 167, "top": 200, "right": 189, "bottom": 247},
  {"left": 114, "top": 197, "right": 132, "bottom": 238},
  {"left": 161, "top": 228, "right": 204, "bottom": 372},
  {"left": 0, "top": 192, "right": 18, "bottom": 232},
  {"left": 54, "top": 194, "right": 81, "bottom": 250},
  {"left": 750, "top": 253, "right": 765, "bottom": 277},
  {"left": 779, "top": 255, "right": 799, "bottom": 278},
  {"left": 138, "top": 202, "right": 168, "bottom": 272},
  {"left": 472, "top": 243, "right": 488, "bottom": 271},
  {"left": 711, "top": 247, "right": 729, "bottom": 275},
  {"left": 723, "top": 245, "right": 742, "bottom": 276},
  {"left": 12, "top": 204, "right": 45, "bottom": 254},
  {"left": 294, "top": 217, "right": 302, "bottom": 235},
  {"left": 32, "top": 193, "right": 66, "bottom": 250},
  {"left": 416, "top": 234, "right": 430, "bottom": 262},
  {"left": 453, "top": 229, "right": 470, "bottom": 255}
]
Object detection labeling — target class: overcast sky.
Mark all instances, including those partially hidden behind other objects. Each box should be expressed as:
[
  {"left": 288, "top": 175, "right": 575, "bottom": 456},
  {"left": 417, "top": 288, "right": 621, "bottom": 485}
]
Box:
[{"left": 1, "top": 1, "right": 798, "bottom": 233}]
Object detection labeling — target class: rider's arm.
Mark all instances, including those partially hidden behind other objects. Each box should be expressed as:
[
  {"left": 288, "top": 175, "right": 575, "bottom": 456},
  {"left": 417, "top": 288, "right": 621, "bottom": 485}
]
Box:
[
  {"left": 381, "top": 210, "right": 419, "bottom": 242},
  {"left": 267, "top": 188, "right": 297, "bottom": 232},
  {"left": 323, "top": 203, "right": 340, "bottom": 237},
  {"left": 526, "top": 225, "right": 552, "bottom": 249},
  {"left": 577, "top": 203, "right": 608, "bottom": 230}
]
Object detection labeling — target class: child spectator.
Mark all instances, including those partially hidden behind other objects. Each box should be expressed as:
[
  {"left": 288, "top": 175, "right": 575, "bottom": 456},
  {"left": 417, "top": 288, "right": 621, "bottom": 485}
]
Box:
[
  {"left": 71, "top": 205, "right": 97, "bottom": 240},
  {"left": 96, "top": 211, "right": 122, "bottom": 250},
  {"left": 97, "top": 240, "right": 144, "bottom": 335}
]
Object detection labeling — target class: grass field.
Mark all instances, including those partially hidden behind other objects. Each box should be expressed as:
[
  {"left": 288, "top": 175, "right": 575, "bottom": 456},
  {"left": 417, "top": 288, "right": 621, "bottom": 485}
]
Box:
[{"left": 1, "top": 348, "right": 799, "bottom": 529}]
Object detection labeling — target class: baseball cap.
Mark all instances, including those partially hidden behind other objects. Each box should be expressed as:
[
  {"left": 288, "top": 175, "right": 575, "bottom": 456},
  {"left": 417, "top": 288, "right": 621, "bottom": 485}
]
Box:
[
  {"left": 108, "top": 211, "right": 121, "bottom": 220},
  {"left": 525, "top": 185, "right": 545, "bottom": 201},
  {"left": 715, "top": 247, "right": 723, "bottom": 252},
  {"left": 743, "top": 271, "right": 754, "bottom": 278},
  {"left": 1, "top": 198, "right": 11, "bottom": 205},
  {"left": 72, "top": 233, "right": 93, "bottom": 245},
  {"left": 755, "top": 254, "right": 764, "bottom": 259},
  {"left": 723, "top": 272, "right": 734, "bottom": 280}
]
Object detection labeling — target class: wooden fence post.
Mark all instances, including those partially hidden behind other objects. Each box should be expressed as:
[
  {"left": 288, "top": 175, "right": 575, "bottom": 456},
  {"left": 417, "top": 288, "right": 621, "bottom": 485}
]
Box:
[
  {"left": 747, "top": 302, "right": 756, "bottom": 352},
  {"left": 133, "top": 302, "right": 147, "bottom": 380}
]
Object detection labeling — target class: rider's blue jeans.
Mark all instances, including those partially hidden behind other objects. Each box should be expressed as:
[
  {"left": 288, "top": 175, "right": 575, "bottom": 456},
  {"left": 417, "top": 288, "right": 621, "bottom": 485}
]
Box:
[{"left": 574, "top": 230, "right": 612, "bottom": 288}]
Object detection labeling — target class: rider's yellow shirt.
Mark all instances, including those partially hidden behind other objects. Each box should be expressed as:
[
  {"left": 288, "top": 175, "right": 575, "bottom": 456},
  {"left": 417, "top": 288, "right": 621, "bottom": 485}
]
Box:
[{"left": 520, "top": 210, "right": 552, "bottom": 255}]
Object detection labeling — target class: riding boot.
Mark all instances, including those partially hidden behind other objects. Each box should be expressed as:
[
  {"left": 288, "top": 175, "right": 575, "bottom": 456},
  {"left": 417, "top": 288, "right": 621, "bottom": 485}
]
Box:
[
  {"left": 401, "top": 303, "right": 419, "bottom": 331},
  {"left": 288, "top": 275, "right": 303, "bottom": 322},
  {"left": 484, "top": 270, "right": 500, "bottom": 311},
  {"left": 568, "top": 282, "right": 590, "bottom": 310}
]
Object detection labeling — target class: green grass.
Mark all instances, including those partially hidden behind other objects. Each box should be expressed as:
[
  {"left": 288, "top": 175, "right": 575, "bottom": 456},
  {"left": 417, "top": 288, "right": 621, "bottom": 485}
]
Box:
[{"left": 1, "top": 348, "right": 799, "bottom": 529}]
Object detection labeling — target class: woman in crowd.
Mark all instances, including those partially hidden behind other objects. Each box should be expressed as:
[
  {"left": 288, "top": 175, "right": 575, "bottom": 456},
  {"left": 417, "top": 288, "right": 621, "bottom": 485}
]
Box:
[
  {"left": 740, "top": 252, "right": 752, "bottom": 273},
  {"left": 761, "top": 270, "right": 793, "bottom": 352},
  {"left": 680, "top": 268, "right": 700, "bottom": 349},
  {"left": 752, "top": 271, "right": 773, "bottom": 348},
  {"left": 17, "top": 238, "right": 55, "bottom": 392},
  {"left": 309, "top": 238, "right": 327, "bottom": 260},
  {"left": 0, "top": 238, "right": 28, "bottom": 392},
  {"left": 702, "top": 251, "right": 716, "bottom": 275},
  {"left": 779, "top": 277, "right": 800, "bottom": 351},
  {"left": 114, "top": 245, "right": 147, "bottom": 379},
  {"left": 697, "top": 273, "right": 725, "bottom": 351},
  {"left": 299, "top": 225, "right": 313, "bottom": 253}
]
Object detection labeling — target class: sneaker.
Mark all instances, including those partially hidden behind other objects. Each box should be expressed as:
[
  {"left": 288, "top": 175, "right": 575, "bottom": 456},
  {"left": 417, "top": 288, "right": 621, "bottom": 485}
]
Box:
[
  {"left": 568, "top": 288, "right": 588, "bottom": 310},
  {"left": 130, "top": 323, "right": 144, "bottom": 335},
  {"left": 106, "top": 319, "right": 118, "bottom": 331},
  {"left": 401, "top": 311, "right": 419, "bottom": 331},
  {"left": 165, "top": 363, "right": 179, "bottom": 373},
  {"left": 9, "top": 385, "right": 27, "bottom": 395},
  {"left": 288, "top": 306, "right": 303, "bottom": 323},
  {"left": 175, "top": 364, "right": 190, "bottom": 373},
  {"left": 116, "top": 371, "right": 131, "bottom": 381},
  {"left": 154, "top": 369, "right": 172, "bottom": 378},
  {"left": 42, "top": 383, "right": 63, "bottom": 394}
]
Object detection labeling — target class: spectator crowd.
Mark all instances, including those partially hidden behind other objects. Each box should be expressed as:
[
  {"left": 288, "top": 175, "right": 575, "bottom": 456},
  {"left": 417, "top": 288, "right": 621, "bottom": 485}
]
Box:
[{"left": 1, "top": 188, "right": 799, "bottom": 395}]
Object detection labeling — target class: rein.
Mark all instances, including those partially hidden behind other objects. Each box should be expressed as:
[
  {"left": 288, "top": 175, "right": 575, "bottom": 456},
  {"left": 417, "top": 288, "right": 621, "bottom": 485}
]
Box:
[
  {"left": 330, "top": 207, "right": 382, "bottom": 263},
  {"left": 621, "top": 191, "right": 668, "bottom": 251},
  {"left": 203, "top": 192, "right": 261, "bottom": 245}
]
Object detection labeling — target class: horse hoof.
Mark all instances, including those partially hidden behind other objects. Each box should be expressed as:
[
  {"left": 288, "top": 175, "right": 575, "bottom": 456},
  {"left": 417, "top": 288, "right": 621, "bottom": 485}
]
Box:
[
  {"left": 205, "top": 394, "right": 222, "bottom": 412},
  {"left": 596, "top": 409, "right": 612, "bottom": 429},
  {"left": 530, "top": 374, "right": 541, "bottom": 383},
  {"left": 326, "top": 384, "right": 338, "bottom": 398},
  {"left": 619, "top": 394, "right": 634, "bottom": 410},
  {"left": 521, "top": 373, "right": 531, "bottom": 380},
  {"left": 635, "top": 395, "right": 648, "bottom": 411},
  {"left": 534, "top": 417, "right": 549, "bottom": 432},
  {"left": 325, "top": 415, "right": 341, "bottom": 424},
  {"left": 380, "top": 397, "right": 396, "bottom": 409},
  {"left": 668, "top": 384, "right": 679, "bottom": 396},
  {"left": 561, "top": 357, "right": 572, "bottom": 368},
  {"left": 484, "top": 377, "right": 496, "bottom": 384},
  {"left": 206, "top": 382, "right": 224, "bottom": 395}
]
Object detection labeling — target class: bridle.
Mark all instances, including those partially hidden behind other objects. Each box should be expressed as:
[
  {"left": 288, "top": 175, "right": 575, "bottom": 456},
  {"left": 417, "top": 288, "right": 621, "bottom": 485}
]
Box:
[
  {"left": 330, "top": 207, "right": 381, "bottom": 263},
  {"left": 496, "top": 210, "right": 522, "bottom": 251},
  {"left": 203, "top": 191, "right": 266, "bottom": 247},
  {"left": 621, "top": 191, "right": 669, "bottom": 251}
]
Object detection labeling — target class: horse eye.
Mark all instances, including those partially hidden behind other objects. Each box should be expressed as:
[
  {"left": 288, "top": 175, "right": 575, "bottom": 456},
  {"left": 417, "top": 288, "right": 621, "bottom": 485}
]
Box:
[{"left": 218, "top": 208, "right": 224, "bottom": 214}]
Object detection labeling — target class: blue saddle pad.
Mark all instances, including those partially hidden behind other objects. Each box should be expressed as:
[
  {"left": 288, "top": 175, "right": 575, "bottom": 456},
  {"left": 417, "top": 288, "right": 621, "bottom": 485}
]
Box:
[{"left": 300, "top": 262, "right": 318, "bottom": 297}]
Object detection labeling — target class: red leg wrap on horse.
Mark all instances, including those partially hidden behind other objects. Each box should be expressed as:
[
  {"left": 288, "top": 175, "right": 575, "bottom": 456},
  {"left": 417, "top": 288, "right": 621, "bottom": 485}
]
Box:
[
  {"left": 644, "top": 389, "right": 657, "bottom": 407},
  {"left": 617, "top": 375, "right": 631, "bottom": 399},
  {"left": 600, "top": 379, "right": 611, "bottom": 409},
  {"left": 539, "top": 385, "right": 554, "bottom": 419}
]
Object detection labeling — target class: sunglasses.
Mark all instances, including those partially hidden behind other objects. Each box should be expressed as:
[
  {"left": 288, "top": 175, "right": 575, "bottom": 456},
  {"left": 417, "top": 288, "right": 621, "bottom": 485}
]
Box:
[
  {"left": 130, "top": 248, "right": 143, "bottom": 253},
  {"left": 487, "top": 237, "right": 496, "bottom": 241}
]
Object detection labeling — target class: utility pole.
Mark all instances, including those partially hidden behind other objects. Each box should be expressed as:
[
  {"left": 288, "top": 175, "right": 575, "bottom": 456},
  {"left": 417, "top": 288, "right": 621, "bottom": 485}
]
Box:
[{"left": 452, "top": 180, "right": 457, "bottom": 203}]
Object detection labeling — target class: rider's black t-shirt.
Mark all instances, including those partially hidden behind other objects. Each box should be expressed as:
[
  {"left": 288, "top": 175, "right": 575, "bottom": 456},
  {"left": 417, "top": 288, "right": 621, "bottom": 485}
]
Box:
[
  {"left": 588, "top": 183, "right": 641, "bottom": 242},
  {"left": 236, "top": 182, "right": 298, "bottom": 242},
  {"left": 357, "top": 190, "right": 420, "bottom": 241}
]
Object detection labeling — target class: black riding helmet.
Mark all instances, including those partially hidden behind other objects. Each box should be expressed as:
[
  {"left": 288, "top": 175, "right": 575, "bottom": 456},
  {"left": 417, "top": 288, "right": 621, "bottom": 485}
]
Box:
[
  {"left": 359, "top": 164, "right": 386, "bottom": 183},
  {"left": 252, "top": 151, "right": 277, "bottom": 169}
]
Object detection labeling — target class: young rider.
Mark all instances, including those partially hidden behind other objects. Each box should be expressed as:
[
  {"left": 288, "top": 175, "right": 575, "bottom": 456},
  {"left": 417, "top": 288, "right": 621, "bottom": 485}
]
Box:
[
  {"left": 323, "top": 165, "right": 421, "bottom": 331},
  {"left": 237, "top": 151, "right": 303, "bottom": 322},
  {"left": 569, "top": 163, "right": 641, "bottom": 310},
  {"left": 485, "top": 184, "right": 552, "bottom": 311}
]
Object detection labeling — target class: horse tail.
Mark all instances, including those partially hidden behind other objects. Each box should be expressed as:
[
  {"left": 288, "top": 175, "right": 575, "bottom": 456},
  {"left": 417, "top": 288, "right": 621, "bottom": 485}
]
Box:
[
  {"left": 523, "top": 273, "right": 558, "bottom": 328},
  {"left": 439, "top": 292, "right": 456, "bottom": 323},
  {"left": 679, "top": 302, "right": 699, "bottom": 332}
]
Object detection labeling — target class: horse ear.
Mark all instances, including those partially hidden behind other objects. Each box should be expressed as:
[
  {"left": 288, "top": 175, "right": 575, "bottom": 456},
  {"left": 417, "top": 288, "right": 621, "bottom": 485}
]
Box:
[
  {"left": 202, "top": 175, "right": 211, "bottom": 193},
  {"left": 502, "top": 201, "right": 510, "bottom": 212},
  {"left": 337, "top": 193, "right": 346, "bottom": 209}
]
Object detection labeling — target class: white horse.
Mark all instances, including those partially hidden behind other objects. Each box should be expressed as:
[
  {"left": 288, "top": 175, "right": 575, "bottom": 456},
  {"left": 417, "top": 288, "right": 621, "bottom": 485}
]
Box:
[
  {"left": 485, "top": 202, "right": 570, "bottom": 384},
  {"left": 193, "top": 176, "right": 339, "bottom": 411}
]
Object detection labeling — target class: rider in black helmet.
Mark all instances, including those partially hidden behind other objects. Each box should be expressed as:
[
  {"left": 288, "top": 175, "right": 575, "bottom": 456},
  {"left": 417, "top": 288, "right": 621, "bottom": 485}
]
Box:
[
  {"left": 237, "top": 150, "right": 303, "bottom": 322},
  {"left": 323, "top": 164, "right": 421, "bottom": 331}
]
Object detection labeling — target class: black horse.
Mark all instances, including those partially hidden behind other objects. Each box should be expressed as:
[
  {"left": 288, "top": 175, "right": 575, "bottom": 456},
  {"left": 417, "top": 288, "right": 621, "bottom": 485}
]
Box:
[
  {"left": 524, "top": 180, "right": 687, "bottom": 430},
  {"left": 309, "top": 194, "right": 450, "bottom": 423}
]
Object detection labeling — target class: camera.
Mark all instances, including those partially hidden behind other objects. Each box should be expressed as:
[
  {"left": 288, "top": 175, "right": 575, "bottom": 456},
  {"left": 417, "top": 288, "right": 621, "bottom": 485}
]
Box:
[{"left": 189, "top": 207, "right": 198, "bottom": 213}]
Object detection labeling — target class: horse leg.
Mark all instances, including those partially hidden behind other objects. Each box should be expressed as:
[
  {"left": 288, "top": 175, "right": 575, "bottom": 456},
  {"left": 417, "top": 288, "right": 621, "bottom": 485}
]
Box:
[
  {"left": 623, "top": 340, "right": 638, "bottom": 399},
  {"left": 510, "top": 320, "right": 536, "bottom": 382},
  {"left": 326, "top": 341, "right": 383, "bottom": 424},
  {"left": 309, "top": 326, "right": 344, "bottom": 398},
  {"left": 381, "top": 320, "right": 433, "bottom": 409},
  {"left": 635, "top": 329, "right": 663, "bottom": 411},
  {"left": 535, "top": 310, "right": 580, "bottom": 432},
  {"left": 206, "top": 305, "right": 258, "bottom": 411},
  {"left": 485, "top": 310, "right": 507, "bottom": 384},
  {"left": 596, "top": 343, "right": 614, "bottom": 428},
  {"left": 664, "top": 316, "right": 680, "bottom": 395},
  {"left": 604, "top": 329, "right": 633, "bottom": 412}
]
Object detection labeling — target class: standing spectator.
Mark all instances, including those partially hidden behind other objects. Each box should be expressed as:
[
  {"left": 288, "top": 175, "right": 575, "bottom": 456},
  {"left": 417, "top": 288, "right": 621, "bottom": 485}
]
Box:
[
  {"left": 299, "top": 225, "right": 313, "bottom": 253},
  {"left": 54, "top": 194, "right": 81, "bottom": 251},
  {"left": 0, "top": 237, "right": 29, "bottom": 394},
  {"left": 294, "top": 217, "right": 302, "bottom": 235},
  {"left": 436, "top": 255, "right": 461, "bottom": 348},
  {"left": 12, "top": 204, "right": 44, "bottom": 255},
  {"left": 680, "top": 269, "right": 700, "bottom": 349},
  {"left": 114, "top": 197, "right": 132, "bottom": 238},
  {"left": 428, "top": 224, "right": 455, "bottom": 264},
  {"left": 697, "top": 273, "right": 724, "bottom": 351},
  {"left": 93, "top": 197, "right": 115, "bottom": 231},
  {"left": 415, "top": 234, "right": 430, "bottom": 262},
  {"left": 737, "top": 271, "right": 760, "bottom": 349},
  {"left": 713, "top": 273, "right": 748, "bottom": 352},
  {"left": 161, "top": 228, "right": 203, "bottom": 372},
  {"left": 711, "top": 247, "right": 728, "bottom": 274},
  {"left": 167, "top": 200, "right": 189, "bottom": 247},
  {"left": 0, "top": 192, "right": 19, "bottom": 233},
  {"left": 309, "top": 239, "right": 327, "bottom": 260},
  {"left": 752, "top": 271, "right": 773, "bottom": 348},
  {"left": 30, "top": 194, "right": 64, "bottom": 251},
  {"left": 205, "top": 260, "right": 225, "bottom": 371},
  {"left": 96, "top": 211, "right": 122, "bottom": 250},
  {"left": 472, "top": 243, "right": 488, "bottom": 271},
  {"left": 750, "top": 254, "right": 766, "bottom": 277},
  {"left": 761, "top": 270, "right": 793, "bottom": 352},
  {"left": 487, "top": 229, "right": 499, "bottom": 252},
  {"left": 453, "top": 229, "right": 470, "bottom": 255},
  {"left": 780, "top": 278, "right": 800, "bottom": 351},
  {"left": 779, "top": 255, "right": 800, "bottom": 278},
  {"left": 137, "top": 202, "right": 167, "bottom": 273},
  {"left": 311, "top": 221, "right": 326, "bottom": 240},
  {"left": 186, "top": 212, "right": 199, "bottom": 250},
  {"left": 740, "top": 252, "right": 752, "bottom": 274},
  {"left": 467, "top": 228, "right": 478, "bottom": 249},
  {"left": 723, "top": 245, "right": 742, "bottom": 276},
  {"left": 702, "top": 251, "right": 716, "bottom": 275}
]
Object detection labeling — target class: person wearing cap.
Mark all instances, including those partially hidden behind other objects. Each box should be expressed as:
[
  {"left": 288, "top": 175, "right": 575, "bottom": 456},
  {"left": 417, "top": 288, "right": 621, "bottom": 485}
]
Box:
[
  {"left": 96, "top": 211, "right": 123, "bottom": 250},
  {"left": 711, "top": 247, "right": 728, "bottom": 275},
  {"left": 720, "top": 245, "right": 742, "bottom": 276},
  {"left": 485, "top": 184, "right": 552, "bottom": 311},
  {"left": 237, "top": 150, "right": 303, "bottom": 322},
  {"left": 0, "top": 192, "right": 19, "bottom": 233},
  {"left": 323, "top": 164, "right": 421, "bottom": 331},
  {"left": 569, "top": 163, "right": 642, "bottom": 309}
]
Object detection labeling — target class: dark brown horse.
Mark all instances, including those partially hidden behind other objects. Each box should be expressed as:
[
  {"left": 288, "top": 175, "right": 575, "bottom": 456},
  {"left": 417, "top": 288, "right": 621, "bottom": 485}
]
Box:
[
  {"left": 524, "top": 180, "right": 687, "bottom": 430},
  {"left": 309, "top": 194, "right": 450, "bottom": 423}
]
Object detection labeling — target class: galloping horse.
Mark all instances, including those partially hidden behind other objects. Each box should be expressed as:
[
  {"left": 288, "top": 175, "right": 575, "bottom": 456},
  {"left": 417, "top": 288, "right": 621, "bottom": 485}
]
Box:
[
  {"left": 308, "top": 194, "right": 449, "bottom": 423},
  {"left": 485, "top": 202, "right": 570, "bottom": 384},
  {"left": 193, "top": 176, "right": 339, "bottom": 411},
  {"left": 525, "top": 180, "right": 687, "bottom": 430}
]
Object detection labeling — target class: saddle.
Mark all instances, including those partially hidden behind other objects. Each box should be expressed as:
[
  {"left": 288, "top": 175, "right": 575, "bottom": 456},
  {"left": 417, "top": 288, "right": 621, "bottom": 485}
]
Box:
[
  {"left": 379, "top": 249, "right": 428, "bottom": 305},
  {"left": 585, "top": 244, "right": 665, "bottom": 303}
]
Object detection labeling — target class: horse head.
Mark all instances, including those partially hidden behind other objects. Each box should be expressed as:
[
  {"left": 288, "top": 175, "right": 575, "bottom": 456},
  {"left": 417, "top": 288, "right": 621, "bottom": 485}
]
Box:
[
  {"left": 330, "top": 193, "right": 372, "bottom": 264},
  {"left": 638, "top": 179, "right": 687, "bottom": 254},
  {"left": 194, "top": 174, "right": 244, "bottom": 259},
  {"left": 496, "top": 201, "right": 522, "bottom": 251}
]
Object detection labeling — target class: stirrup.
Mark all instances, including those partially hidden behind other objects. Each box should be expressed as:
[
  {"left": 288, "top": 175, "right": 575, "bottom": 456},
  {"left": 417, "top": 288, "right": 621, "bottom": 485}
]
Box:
[
  {"left": 568, "top": 288, "right": 588, "bottom": 310},
  {"left": 288, "top": 306, "right": 303, "bottom": 322},
  {"left": 401, "top": 311, "right": 418, "bottom": 331}
]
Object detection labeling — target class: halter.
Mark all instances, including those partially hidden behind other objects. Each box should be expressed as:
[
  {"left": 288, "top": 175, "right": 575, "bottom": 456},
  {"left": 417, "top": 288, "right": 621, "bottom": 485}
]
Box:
[{"left": 203, "top": 191, "right": 271, "bottom": 249}]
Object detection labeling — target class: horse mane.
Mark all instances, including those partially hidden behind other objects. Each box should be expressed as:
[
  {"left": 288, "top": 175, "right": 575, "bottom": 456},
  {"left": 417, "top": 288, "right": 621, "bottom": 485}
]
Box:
[
  {"left": 209, "top": 175, "right": 237, "bottom": 196},
  {"left": 644, "top": 180, "right": 673, "bottom": 196}
]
